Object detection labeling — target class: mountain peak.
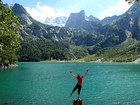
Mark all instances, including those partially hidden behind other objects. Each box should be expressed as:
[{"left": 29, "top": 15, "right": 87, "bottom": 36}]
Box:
[
  {"left": 86, "top": 15, "right": 100, "bottom": 23},
  {"left": 65, "top": 10, "right": 100, "bottom": 31},
  {"left": 79, "top": 10, "right": 85, "bottom": 14},
  {"left": 12, "top": 3, "right": 27, "bottom": 15},
  {"left": 11, "top": 3, "right": 33, "bottom": 25},
  {"left": 79, "top": 10, "right": 85, "bottom": 19}
]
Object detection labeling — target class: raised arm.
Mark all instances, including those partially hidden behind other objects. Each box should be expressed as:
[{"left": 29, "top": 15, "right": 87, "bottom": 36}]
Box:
[
  {"left": 70, "top": 71, "right": 76, "bottom": 78},
  {"left": 83, "top": 70, "right": 88, "bottom": 77}
]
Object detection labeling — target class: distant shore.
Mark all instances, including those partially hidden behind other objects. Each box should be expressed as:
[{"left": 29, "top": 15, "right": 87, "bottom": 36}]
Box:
[
  {"left": 41, "top": 58, "right": 140, "bottom": 64},
  {"left": 88, "top": 58, "right": 140, "bottom": 64}
]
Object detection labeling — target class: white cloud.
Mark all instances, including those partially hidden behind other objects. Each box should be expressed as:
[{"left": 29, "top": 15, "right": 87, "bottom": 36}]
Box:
[
  {"left": 99, "top": 0, "right": 132, "bottom": 20},
  {"left": 25, "top": 2, "right": 79, "bottom": 23}
]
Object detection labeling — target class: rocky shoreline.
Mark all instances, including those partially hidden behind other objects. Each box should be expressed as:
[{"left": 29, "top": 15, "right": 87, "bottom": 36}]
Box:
[
  {"left": 132, "top": 58, "right": 140, "bottom": 63},
  {"left": 0, "top": 64, "right": 18, "bottom": 69},
  {"left": 89, "top": 58, "right": 140, "bottom": 64}
]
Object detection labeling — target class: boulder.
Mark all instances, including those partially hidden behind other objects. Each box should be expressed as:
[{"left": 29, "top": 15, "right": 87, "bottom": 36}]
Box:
[{"left": 73, "top": 99, "right": 84, "bottom": 105}]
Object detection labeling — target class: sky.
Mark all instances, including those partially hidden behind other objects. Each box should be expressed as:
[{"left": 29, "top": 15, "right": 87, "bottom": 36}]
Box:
[{"left": 3, "top": 0, "right": 132, "bottom": 23}]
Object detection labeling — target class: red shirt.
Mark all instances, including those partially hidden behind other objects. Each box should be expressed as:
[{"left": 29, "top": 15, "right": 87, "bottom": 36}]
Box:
[{"left": 76, "top": 76, "right": 83, "bottom": 85}]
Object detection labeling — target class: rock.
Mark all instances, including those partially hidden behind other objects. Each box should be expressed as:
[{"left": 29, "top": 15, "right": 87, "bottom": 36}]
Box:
[
  {"left": 73, "top": 99, "right": 84, "bottom": 105},
  {"left": 133, "top": 58, "right": 140, "bottom": 63},
  {"left": 0, "top": 64, "right": 18, "bottom": 69}
]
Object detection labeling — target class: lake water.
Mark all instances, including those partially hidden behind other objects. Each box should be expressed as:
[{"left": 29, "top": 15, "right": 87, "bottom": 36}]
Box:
[{"left": 0, "top": 62, "right": 140, "bottom": 105}]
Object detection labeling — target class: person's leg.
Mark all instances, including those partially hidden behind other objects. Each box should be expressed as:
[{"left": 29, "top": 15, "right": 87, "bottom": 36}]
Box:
[
  {"left": 70, "top": 84, "right": 78, "bottom": 97},
  {"left": 78, "top": 85, "right": 82, "bottom": 99}
]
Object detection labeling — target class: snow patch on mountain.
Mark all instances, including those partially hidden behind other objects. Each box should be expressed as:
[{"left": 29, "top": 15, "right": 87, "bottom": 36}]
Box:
[{"left": 45, "top": 16, "right": 67, "bottom": 27}]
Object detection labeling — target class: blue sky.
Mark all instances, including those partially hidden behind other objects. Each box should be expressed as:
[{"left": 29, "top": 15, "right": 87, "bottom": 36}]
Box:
[{"left": 3, "top": 0, "right": 132, "bottom": 23}]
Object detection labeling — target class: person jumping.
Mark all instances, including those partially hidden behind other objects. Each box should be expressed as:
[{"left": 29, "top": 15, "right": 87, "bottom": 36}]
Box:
[{"left": 69, "top": 70, "right": 88, "bottom": 99}]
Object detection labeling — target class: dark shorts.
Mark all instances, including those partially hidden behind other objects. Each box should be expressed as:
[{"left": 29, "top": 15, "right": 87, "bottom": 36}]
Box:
[{"left": 72, "top": 84, "right": 82, "bottom": 94}]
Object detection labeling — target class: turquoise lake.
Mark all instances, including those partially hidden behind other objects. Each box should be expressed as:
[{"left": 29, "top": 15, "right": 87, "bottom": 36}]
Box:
[{"left": 0, "top": 62, "right": 140, "bottom": 105}]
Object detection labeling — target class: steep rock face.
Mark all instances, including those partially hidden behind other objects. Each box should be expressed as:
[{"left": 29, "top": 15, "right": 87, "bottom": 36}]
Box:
[
  {"left": 65, "top": 10, "right": 101, "bottom": 32},
  {"left": 110, "top": 3, "right": 140, "bottom": 40},
  {"left": 127, "top": 3, "right": 140, "bottom": 13},
  {"left": 11, "top": 3, "right": 33, "bottom": 25},
  {"left": 125, "top": 3, "right": 140, "bottom": 40},
  {"left": 65, "top": 10, "right": 85, "bottom": 29},
  {"left": 101, "top": 15, "right": 119, "bottom": 25}
]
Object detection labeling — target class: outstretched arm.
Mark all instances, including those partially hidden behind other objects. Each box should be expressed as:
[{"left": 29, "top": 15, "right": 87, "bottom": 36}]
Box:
[
  {"left": 83, "top": 70, "right": 88, "bottom": 77},
  {"left": 70, "top": 71, "right": 76, "bottom": 78}
]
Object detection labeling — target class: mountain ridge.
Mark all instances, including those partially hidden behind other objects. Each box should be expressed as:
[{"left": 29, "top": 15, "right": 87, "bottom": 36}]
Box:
[{"left": 4, "top": 3, "right": 140, "bottom": 62}]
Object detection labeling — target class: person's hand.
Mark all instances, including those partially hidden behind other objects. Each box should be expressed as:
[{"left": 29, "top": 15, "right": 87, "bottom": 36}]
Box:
[
  {"left": 86, "top": 70, "right": 88, "bottom": 72},
  {"left": 70, "top": 71, "right": 72, "bottom": 74}
]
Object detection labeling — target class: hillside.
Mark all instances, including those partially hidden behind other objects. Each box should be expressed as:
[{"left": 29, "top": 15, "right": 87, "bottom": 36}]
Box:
[{"left": 82, "top": 38, "right": 140, "bottom": 62}]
